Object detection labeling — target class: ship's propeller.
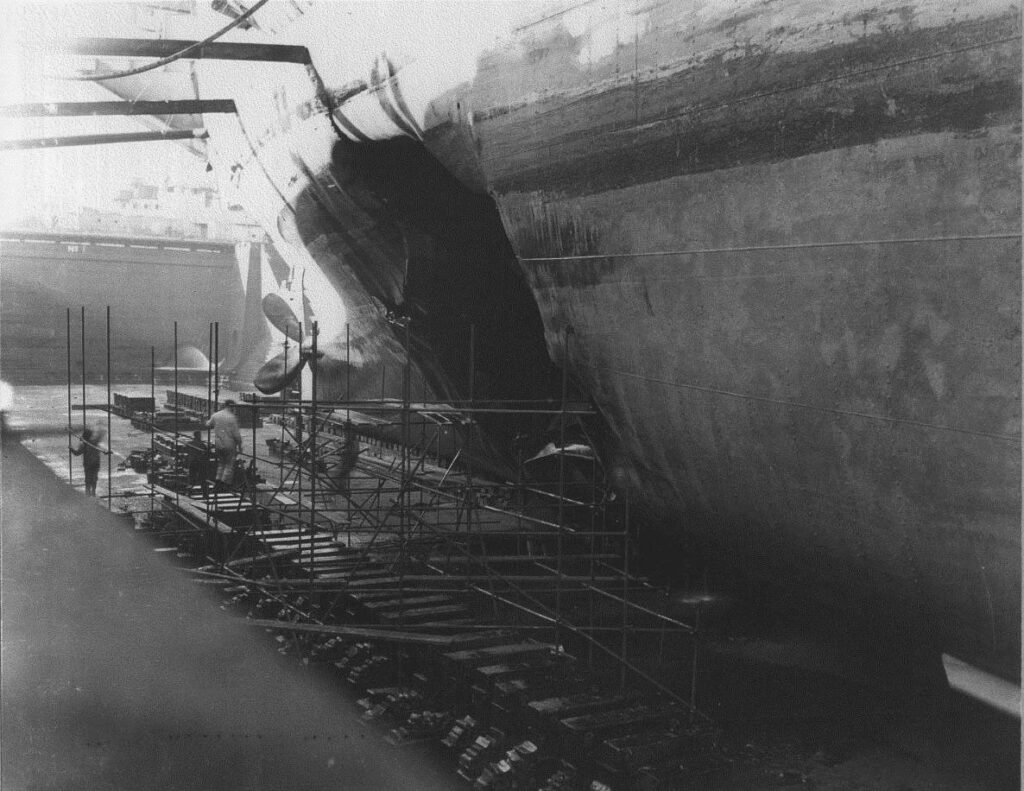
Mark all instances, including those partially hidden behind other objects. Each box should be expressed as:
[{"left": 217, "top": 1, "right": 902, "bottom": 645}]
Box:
[
  {"left": 253, "top": 349, "right": 309, "bottom": 394},
  {"left": 262, "top": 292, "right": 303, "bottom": 342},
  {"left": 255, "top": 281, "right": 315, "bottom": 394}
]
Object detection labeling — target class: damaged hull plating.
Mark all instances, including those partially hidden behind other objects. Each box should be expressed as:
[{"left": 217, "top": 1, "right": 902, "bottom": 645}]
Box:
[{"left": 189, "top": 1, "right": 1020, "bottom": 678}]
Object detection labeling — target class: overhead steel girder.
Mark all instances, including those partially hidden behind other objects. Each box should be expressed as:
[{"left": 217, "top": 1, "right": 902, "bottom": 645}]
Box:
[
  {"left": 68, "top": 37, "right": 311, "bottom": 64},
  {"left": 1, "top": 100, "right": 236, "bottom": 118},
  {"left": 0, "top": 129, "right": 208, "bottom": 150}
]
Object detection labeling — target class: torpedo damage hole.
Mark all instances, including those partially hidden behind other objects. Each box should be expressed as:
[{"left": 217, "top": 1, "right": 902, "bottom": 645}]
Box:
[{"left": 325, "top": 134, "right": 564, "bottom": 455}]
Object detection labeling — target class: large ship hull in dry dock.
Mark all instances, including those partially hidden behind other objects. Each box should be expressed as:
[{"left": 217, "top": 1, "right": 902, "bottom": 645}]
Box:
[
  {"left": 137, "top": 0, "right": 1019, "bottom": 679},
  {"left": 451, "top": 2, "right": 1022, "bottom": 678}
]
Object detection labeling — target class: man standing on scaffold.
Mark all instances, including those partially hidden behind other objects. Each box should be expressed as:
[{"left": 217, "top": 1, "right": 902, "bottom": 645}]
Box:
[
  {"left": 205, "top": 400, "right": 242, "bottom": 492},
  {"left": 70, "top": 425, "right": 106, "bottom": 496}
]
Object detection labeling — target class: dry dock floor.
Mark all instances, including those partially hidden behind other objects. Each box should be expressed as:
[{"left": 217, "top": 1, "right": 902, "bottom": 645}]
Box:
[{"left": 0, "top": 430, "right": 458, "bottom": 791}]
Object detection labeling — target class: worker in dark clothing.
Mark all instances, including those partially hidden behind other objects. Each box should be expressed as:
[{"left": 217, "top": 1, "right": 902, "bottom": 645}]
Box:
[
  {"left": 70, "top": 426, "right": 104, "bottom": 496},
  {"left": 185, "top": 430, "right": 210, "bottom": 497},
  {"left": 331, "top": 421, "right": 360, "bottom": 493}
]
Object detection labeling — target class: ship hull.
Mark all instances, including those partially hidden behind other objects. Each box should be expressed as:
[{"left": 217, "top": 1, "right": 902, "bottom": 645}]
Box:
[
  {"left": 503, "top": 132, "right": 1021, "bottom": 671},
  {"left": 458, "top": 3, "right": 1022, "bottom": 674},
  {"left": 189, "top": 0, "right": 1021, "bottom": 678}
]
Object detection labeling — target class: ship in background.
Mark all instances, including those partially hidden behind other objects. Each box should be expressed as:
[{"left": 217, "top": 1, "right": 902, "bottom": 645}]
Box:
[
  {"left": 1, "top": 176, "right": 292, "bottom": 387},
  {"left": 81, "top": 0, "right": 1019, "bottom": 687}
]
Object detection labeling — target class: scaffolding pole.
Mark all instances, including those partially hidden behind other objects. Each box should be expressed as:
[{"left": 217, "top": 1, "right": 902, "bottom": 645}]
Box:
[
  {"left": 555, "top": 327, "right": 569, "bottom": 650},
  {"left": 150, "top": 346, "right": 156, "bottom": 522},
  {"left": 66, "top": 308, "right": 72, "bottom": 485},
  {"left": 309, "top": 322, "right": 319, "bottom": 591},
  {"left": 80, "top": 307, "right": 86, "bottom": 437},
  {"left": 174, "top": 321, "right": 179, "bottom": 515},
  {"left": 106, "top": 306, "right": 112, "bottom": 503},
  {"left": 123, "top": 317, "right": 701, "bottom": 717}
]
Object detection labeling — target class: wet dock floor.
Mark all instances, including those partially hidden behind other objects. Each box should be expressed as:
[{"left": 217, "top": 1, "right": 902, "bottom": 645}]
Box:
[{"left": 0, "top": 430, "right": 458, "bottom": 791}]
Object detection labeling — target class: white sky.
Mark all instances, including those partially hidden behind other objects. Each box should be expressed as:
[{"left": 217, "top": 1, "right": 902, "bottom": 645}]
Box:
[
  {"left": 0, "top": 3, "right": 216, "bottom": 224},
  {"left": 0, "top": 0, "right": 535, "bottom": 226}
]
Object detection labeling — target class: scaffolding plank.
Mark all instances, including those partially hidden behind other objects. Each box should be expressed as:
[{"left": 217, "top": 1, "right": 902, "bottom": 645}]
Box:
[
  {"left": 243, "top": 618, "right": 500, "bottom": 648},
  {"left": 196, "top": 548, "right": 299, "bottom": 571},
  {"left": 443, "top": 642, "right": 556, "bottom": 669},
  {"left": 378, "top": 604, "right": 469, "bottom": 623},
  {"left": 527, "top": 693, "right": 635, "bottom": 724},
  {"left": 409, "top": 574, "right": 629, "bottom": 584},
  {"left": 598, "top": 729, "right": 690, "bottom": 774},
  {"left": 425, "top": 554, "right": 621, "bottom": 565},
  {"left": 416, "top": 618, "right": 478, "bottom": 628},
  {"left": 344, "top": 576, "right": 404, "bottom": 588},
  {"left": 247, "top": 529, "right": 317, "bottom": 540},
  {"left": 361, "top": 594, "right": 454, "bottom": 611},
  {"left": 262, "top": 541, "right": 342, "bottom": 553},
  {"left": 475, "top": 655, "right": 571, "bottom": 682},
  {"left": 559, "top": 702, "right": 683, "bottom": 736},
  {"left": 312, "top": 566, "right": 398, "bottom": 582},
  {"left": 347, "top": 590, "right": 412, "bottom": 603}
]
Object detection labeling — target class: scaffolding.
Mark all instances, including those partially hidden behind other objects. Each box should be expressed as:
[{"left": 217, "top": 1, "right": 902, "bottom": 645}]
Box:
[{"left": 65, "top": 308, "right": 707, "bottom": 725}]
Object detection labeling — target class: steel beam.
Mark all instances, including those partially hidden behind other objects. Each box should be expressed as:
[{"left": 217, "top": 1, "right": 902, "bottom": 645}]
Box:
[
  {"left": 1, "top": 100, "right": 236, "bottom": 117},
  {"left": 69, "top": 37, "right": 311, "bottom": 63},
  {"left": 0, "top": 129, "right": 207, "bottom": 150}
]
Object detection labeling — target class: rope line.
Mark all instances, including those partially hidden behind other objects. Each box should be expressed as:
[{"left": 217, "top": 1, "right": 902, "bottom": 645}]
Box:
[
  {"left": 520, "top": 232, "right": 1022, "bottom": 263},
  {"left": 581, "top": 362, "right": 1021, "bottom": 443}
]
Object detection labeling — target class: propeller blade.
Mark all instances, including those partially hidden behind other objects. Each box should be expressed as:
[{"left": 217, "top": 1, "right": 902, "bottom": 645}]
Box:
[
  {"left": 253, "top": 350, "right": 306, "bottom": 395},
  {"left": 262, "top": 292, "right": 303, "bottom": 342},
  {"left": 942, "top": 654, "right": 1021, "bottom": 718}
]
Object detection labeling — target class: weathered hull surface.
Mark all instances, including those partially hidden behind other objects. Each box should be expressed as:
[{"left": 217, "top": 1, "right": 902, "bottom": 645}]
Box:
[
  {"left": 451, "top": 2, "right": 1022, "bottom": 673},
  {"left": 508, "top": 137, "right": 1020, "bottom": 669},
  {"left": 193, "top": 0, "right": 1020, "bottom": 677}
]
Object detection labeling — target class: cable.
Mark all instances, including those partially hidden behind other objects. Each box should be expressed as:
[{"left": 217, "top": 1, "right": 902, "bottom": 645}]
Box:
[
  {"left": 582, "top": 361, "right": 1021, "bottom": 443},
  {"left": 60, "top": 0, "right": 271, "bottom": 82},
  {"left": 521, "top": 232, "right": 1023, "bottom": 263}
]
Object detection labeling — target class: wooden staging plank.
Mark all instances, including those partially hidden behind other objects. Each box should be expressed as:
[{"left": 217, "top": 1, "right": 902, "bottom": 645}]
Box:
[{"left": 244, "top": 618, "right": 502, "bottom": 648}]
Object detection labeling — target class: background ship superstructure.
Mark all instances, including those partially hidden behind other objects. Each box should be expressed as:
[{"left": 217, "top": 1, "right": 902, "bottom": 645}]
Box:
[{"left": 0, "top": 177, "right": 285, "bottom": 386}]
